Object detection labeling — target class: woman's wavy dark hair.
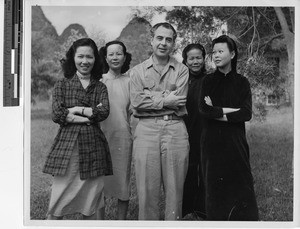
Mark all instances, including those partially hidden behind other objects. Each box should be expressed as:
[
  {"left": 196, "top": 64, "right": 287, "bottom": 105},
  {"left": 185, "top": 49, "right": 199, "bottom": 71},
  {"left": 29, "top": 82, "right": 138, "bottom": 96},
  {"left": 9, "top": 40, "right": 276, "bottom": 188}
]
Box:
[
  {"left": 62, "top": 38, "right": 102, "bottom": 80},
  {"left": 212, "top": 35, "right": 238, "bottom": 72},
  {"left": 182, "top": 43, "right": 206, "bottom": 74},
  {"left": 98, "top": 40, "right": 132, "bottom": 74}
]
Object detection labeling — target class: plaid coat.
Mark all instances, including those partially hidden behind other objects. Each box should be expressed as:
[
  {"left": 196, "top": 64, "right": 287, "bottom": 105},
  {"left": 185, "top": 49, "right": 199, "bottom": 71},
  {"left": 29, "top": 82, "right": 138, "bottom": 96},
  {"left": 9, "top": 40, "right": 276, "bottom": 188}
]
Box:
[{"left": 43, "top": 74, "right": 113, "bottom": 180}]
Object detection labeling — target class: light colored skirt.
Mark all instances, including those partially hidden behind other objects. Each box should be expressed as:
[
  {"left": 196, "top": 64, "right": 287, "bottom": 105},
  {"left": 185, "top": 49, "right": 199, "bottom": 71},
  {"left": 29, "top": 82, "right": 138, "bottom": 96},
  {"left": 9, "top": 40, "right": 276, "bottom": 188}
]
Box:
[
  {"left": 103, "top": 130, "right": 132, "bottom": 201},
  {"left": 47, "top": 142, "right": 104, "bottom": 217}
]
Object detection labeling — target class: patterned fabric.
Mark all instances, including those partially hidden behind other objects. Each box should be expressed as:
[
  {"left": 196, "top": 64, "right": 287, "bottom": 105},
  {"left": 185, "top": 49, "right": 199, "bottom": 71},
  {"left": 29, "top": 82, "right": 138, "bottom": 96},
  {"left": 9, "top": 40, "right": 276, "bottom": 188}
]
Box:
[
  {"left": 129, "top": 55, "right": 189, "bottom": 118},
  {"left": 47, "top": 141, "right": 105, "bottom": 217},
  {"left": 43, "top": 74, "right": 113, "bottom": 180}
]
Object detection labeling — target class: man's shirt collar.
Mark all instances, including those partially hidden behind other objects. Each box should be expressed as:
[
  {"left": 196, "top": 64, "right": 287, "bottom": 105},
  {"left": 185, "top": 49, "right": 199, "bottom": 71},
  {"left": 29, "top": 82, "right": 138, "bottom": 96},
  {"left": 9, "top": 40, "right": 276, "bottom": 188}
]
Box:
[{"left": 145, "top": 55, "right": 176, "bottom": 69}]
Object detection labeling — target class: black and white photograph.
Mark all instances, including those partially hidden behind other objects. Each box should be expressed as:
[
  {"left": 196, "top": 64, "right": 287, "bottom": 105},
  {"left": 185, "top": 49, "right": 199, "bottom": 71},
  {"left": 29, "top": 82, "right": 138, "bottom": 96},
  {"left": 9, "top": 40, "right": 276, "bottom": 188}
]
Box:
[{"left": 0, "top": 0, "right": 299, "bottom": 228}]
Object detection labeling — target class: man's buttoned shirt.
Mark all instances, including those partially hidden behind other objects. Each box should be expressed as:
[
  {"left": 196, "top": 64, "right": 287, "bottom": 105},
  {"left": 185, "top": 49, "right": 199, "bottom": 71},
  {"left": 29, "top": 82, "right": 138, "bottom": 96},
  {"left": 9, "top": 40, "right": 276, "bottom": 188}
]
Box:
[{"left": 130, "top": 55, "right": 189, "bottom": 117}]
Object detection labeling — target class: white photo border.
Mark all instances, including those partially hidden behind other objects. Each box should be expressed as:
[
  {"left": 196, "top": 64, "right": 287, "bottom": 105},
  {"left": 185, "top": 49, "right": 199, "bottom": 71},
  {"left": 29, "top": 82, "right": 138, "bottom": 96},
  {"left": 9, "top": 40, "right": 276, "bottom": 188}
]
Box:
[{"left": 21, "top": 0, "right": 300, "bottom": 228}]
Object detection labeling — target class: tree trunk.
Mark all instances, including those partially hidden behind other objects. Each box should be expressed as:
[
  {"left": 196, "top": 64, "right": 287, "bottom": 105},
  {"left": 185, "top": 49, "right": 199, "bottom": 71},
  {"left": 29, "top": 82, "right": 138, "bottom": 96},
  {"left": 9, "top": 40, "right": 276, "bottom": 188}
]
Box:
[{"left": 274, "top": 7, "right": 294, "bottom": 109}]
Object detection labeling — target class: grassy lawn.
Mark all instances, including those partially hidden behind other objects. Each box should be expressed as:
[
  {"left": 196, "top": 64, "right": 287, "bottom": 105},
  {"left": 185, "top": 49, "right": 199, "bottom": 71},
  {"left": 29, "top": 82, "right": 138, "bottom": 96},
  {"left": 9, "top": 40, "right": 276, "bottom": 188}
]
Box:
[
  {"left": 30, "top": 104, "right": 294, "bottom": 221},
  {"left": 247, "top": 107, "right": 294, "bottom": 221}
]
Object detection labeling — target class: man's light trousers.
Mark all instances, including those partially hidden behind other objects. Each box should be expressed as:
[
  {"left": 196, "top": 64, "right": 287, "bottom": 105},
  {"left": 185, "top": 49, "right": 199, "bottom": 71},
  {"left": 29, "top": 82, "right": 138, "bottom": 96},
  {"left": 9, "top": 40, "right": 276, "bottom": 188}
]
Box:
[{"left": 133, "top": 118, "right": 189, "bottom": 220}]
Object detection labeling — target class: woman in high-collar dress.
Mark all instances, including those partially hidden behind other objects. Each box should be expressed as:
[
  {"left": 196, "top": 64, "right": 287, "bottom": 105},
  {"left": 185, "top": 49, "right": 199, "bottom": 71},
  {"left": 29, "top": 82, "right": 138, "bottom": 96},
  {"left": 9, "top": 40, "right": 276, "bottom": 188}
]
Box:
[
  {"left": 199, "top": 35, "right": 259, "bottom": 220},
  {"left": 182, "top": 43, "right": 207, "bottom": 219},
  {"left": 98, "top": 40, "right": 133, "bottom": 220}
]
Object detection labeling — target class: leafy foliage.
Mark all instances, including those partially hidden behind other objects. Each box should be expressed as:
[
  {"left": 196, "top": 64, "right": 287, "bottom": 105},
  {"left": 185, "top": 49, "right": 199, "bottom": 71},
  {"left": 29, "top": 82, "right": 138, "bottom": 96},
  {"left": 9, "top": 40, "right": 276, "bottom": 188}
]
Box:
[
  {"left": 31, "top": 60, "right": 60, "bottom": 100},
  {"left": 54, "top": 29, "right": 87, "bottom": 63},
  {"left": 142, "top": 6, "right": 292, "bottom": 120},
  {"left": 159, "top": 6, "right": 220, "bottom": 52},
  {"left": 211, "top": 7, "right": 294, "bottom": 57},
  {"left": 237, "top": 54, "right": 285, "bottom": 121},
  {"left": 31, "top": 29, "right": 88, "bottom": 103},
  {"left": 31, "top": 31, "right": 59, "bottom": 62},
  {"left": 239, "top": 55, "right": 283, "bottom": 92},
  {"left": 31, "top": 29, "right": 60, "bottom": 102}
]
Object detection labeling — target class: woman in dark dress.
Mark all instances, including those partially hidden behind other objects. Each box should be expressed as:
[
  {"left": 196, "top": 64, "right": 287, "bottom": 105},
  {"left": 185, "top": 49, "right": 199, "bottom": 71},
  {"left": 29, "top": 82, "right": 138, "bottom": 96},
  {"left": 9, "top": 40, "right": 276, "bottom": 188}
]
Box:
[
  {"left": 199, "top": 35, "right": 259, "bottom": 220},
  {"left": 182, "top": 44, "right": 206, "bottom": 219}
]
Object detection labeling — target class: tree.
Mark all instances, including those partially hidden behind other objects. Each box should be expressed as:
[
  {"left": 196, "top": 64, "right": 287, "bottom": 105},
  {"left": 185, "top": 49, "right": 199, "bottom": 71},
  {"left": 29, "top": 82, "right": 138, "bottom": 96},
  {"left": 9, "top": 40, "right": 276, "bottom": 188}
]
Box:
[
  {"left": 140, "top": 6, "right": 294, "bottom": 120},
  {"left": 54, "top": 29, "right": 87, "bottom": 63},
  {"left": 213, "top": 7, "right": 294, "bottom": 108},
  {"left": 31, "top": 29, "right": 87, "bottom": 103},
  {"left": 31, "top": 60, "right": 59, "bottom": 101},
  {"left": 31, "top": 31, "right": 60, "bottom": 103},
  {"left": 31, "top": 31, "right": 59, "bottom": 62},
  {"left": 156, "top": 6, "right": 220, "bottom": 51},
  {"left": 273, "top": 7, "right": 294, "bottom": 109}
]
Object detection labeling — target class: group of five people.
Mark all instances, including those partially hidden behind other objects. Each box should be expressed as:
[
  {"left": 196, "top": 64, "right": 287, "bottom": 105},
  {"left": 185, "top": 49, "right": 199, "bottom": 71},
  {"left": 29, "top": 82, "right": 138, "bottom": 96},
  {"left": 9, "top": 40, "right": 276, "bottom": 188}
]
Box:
[{"left": 43, "top": 22, "right": 259, "bottom": 221}]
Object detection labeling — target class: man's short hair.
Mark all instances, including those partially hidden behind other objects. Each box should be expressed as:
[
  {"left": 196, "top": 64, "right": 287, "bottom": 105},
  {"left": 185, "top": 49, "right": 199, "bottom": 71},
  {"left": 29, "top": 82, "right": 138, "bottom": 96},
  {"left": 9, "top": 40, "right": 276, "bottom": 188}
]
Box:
[{"left": 151, "top": 22, "right": 177, "bottom": 40}]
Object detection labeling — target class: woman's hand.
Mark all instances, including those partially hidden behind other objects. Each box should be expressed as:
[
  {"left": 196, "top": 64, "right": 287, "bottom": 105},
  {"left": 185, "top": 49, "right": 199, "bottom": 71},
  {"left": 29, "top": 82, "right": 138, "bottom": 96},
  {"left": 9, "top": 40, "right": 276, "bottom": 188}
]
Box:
[
  {"left": 68, "top": 106, "right": 93, "bottom": 117},
  {"left": 66, "top": 113, "right": 91, "bottom": 124},
  {"left": 68, "top": 106, "right": 81, "bottom": 115},
  {"left": 66, "top": 113, "right": 76, "bottom": 123},
  {"left": 222, "top": 107, "right": 240, "bottom": 114},
  {"left": 205, "top": 96, "right": 213, "bottom": 106}
]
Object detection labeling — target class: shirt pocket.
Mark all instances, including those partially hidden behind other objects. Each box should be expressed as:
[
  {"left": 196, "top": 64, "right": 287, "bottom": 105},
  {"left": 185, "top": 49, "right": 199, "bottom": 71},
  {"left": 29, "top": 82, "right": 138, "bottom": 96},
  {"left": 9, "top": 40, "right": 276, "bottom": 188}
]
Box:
[
  {"left": 143, "top": 77, "right": 156, "bottom": 90},
  {"left": 166, "top": 82, "right": 177, "bottom": 92}
]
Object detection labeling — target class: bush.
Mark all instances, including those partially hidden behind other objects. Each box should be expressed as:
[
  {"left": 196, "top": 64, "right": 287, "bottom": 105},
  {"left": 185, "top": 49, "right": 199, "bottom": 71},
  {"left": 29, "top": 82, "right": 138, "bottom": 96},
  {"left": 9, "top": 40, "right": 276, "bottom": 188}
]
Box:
[
  {"left": 253, "top": 102, "right": 268, "bottom": 122},
  {"left": 31, "top": 60, "right": 60, "bottom": 101},
  {"left": 31, "top": 29, "right": 87, "bottom": 103},
  {"left": 239, "top": 54, "right": 286, "bottom": 121}
]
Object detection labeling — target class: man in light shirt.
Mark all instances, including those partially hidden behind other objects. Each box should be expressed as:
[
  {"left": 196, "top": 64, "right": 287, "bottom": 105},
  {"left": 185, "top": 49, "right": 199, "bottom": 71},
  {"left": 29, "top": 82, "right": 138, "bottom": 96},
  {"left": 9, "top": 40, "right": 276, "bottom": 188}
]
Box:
[{"left": 130, "top": 22, "right": 189, "bottom": 220}]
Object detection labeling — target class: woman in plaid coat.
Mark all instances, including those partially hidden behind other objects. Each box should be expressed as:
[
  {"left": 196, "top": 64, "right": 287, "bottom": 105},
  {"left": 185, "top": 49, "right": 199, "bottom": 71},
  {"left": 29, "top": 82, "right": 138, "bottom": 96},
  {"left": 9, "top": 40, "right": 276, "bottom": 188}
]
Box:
[{"left": 43, "top": 38, "right": 112, "bottom": 220}]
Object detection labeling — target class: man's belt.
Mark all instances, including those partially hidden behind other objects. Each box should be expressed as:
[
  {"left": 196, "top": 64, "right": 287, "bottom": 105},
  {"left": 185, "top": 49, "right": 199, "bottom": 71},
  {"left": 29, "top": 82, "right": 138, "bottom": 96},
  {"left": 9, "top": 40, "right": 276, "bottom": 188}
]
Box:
[{"left": 139, "top": 114, "right": 182, "bottom": 121}]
